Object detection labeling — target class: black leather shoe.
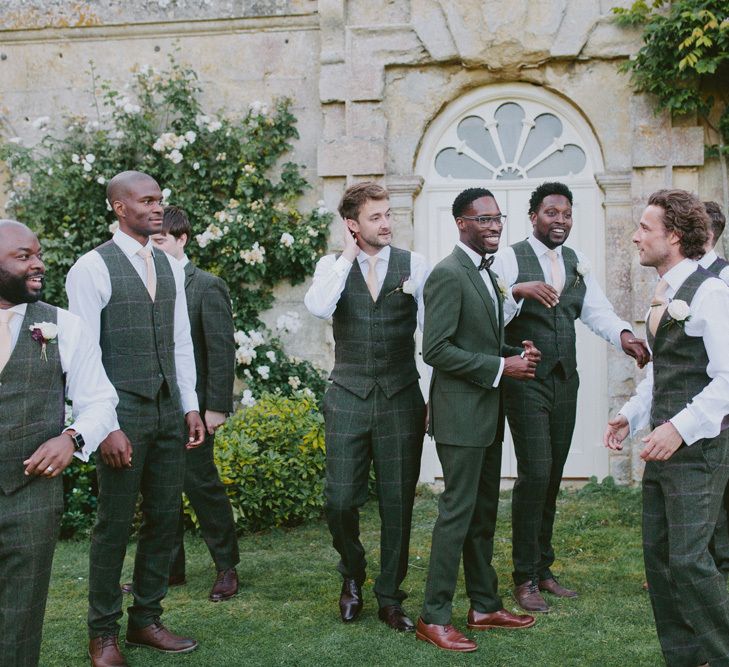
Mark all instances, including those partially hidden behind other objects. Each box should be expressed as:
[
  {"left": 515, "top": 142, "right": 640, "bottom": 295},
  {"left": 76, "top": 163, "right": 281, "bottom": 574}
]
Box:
[
  {"left": 378, "top": 605, "right": 415, "bottom": 632},
  {"left": 339, "top": 578, "right": 363, "bottom": 622}
]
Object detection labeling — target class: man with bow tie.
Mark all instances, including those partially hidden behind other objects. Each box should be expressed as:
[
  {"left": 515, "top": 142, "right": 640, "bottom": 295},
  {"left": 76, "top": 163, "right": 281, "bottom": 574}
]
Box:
[
  {"left": 0, "top": 219, "right": 118, "bottom": 666},
  {"left": 605, "top": 188, "right": 729, "bottom": 666},
  {"left": 492, "top": 181, "right": 650, "bottom": 613},
  {"left": 416, "top": 187, "right": 539, "bottom": 652}
]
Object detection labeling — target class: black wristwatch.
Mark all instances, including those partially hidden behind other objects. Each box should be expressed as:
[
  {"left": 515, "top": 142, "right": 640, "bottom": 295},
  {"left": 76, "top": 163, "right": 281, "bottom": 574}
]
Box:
[{"left": 65, "top": 430, "right": 85, "bottom": 452}]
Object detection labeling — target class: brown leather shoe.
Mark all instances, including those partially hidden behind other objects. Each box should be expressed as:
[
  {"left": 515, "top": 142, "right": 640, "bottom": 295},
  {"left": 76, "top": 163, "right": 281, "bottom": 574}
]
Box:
[
  {"left": 339, "top": 578, "right": 363, "bottom": 623},
  {"left": 538, "top": 577, "right": 578, "bottom": 598},
  {"left": 378, "top": 604, "right": 415, "bottom": 632},
  {"left": 514, "top": 581, "right": 549, "bottom": 612},
  {"left": 415, "top": 617, "right": 477, "bottom": 652},
  {"left": 467, "top": 607, "right": 536, "bottom": 630},
  {"left": 89, "top": 635, "right": 128, "bottom": 667},
  {"left": 125, "top": 620, "right": 197, "bottom": 654},
  {"left": 120, "top": 574, "right": 186, "bottom": 595},
  {"left": 209, "top": 568, "right": 239, "bottom": 602}
]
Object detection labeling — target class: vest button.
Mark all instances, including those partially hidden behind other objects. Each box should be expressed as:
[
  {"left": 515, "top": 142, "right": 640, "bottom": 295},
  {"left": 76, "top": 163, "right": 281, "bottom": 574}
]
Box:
[{"left": 158, "top": 373, "right": 163, "bottom": 378}]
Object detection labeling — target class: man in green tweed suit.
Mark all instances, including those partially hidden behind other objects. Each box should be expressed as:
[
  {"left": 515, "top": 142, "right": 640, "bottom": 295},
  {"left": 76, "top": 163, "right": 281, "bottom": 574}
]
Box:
[
  {"left": 416, "top": 188, "right": 539, "bottom": 653},
  {"left": 605, "top": 189, "right": 729, "bottom": 666},
  {"left": 304, "top": 182, "right": 429, "bottom": 632},
  {"left": 492, "top": 181, "right": 649, "bottom": 612},
  {"left": 0, "top": 220, "right": 118, "bottom": 667},
  {"left": 149, "top": 205, "right": 239, "bottom": 602},
  {"left": 66, "top": 171, "right": 206, "bottom": 666}
]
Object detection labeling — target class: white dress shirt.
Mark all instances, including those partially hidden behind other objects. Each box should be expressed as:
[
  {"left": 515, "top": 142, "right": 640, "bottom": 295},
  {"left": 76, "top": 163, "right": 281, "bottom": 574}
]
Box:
[
  {"left": 619, "top": 258, "right": 729, "bottom": 445},
  {"left": 3, "top": 303, "right": 119, "bottom": 461},
  {"left": 65, "top": 229, "right": 199, "bottom": 414},
  {"left": 699, "top": 248, "right": 729, "bottom": 285},
  {"left": 304, "top": 245, "right": 430, "bottom": 331},
  {"left": 491, "top": 234, "right": 631, "bottom": 348}
]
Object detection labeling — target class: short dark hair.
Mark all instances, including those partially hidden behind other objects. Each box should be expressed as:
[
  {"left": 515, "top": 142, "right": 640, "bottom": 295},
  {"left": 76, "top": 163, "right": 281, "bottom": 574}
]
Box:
[
  {"left": 528, "top": 181, "right": 573, "bottom": 215},
  {"left": 704, "top": 201, "right": 726, "bottom": 245},
  {"left": 162, "top": 205, "right": 192, "bottom": 240},
  {"left": 338, "top": 182, "right": 389, "bottom": 221},
  {"left": 647, "top": 189, "right": 709, "bottom": 260},
  {"left": 452, "top": 187, "right": 495, "bottom": 219}
]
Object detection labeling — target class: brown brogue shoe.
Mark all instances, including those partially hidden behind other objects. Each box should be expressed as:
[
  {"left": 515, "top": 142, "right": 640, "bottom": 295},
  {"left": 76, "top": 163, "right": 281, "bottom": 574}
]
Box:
[
  {"left": 415, "top": 618, "right": 477, "bottom": 652},
  {"left": 89, "top": 635, "right": 128, "bottom": 667},
  {"left": 467, "top": 608, "right": 536, "bottom": 630},
  {"left": 339, "top": 578, "right": 363, "bottom": 623},
  {"left": 120, "top": 574, "right": 185, "bottom": 595},
  {"left": 125, "top": 620, "right": 197, "bottom": 654},
  {"left": 378, "top": 605, "right": 415, "bottom": 632},
  {"left": 538, "top": 577, "right": 578, "bottom": 598},
  {"left": 514, "top": 581, "right": 549, "bottom": 612},
  {"left": 209, "top": 567, "right": 239, "bottom": 602}
]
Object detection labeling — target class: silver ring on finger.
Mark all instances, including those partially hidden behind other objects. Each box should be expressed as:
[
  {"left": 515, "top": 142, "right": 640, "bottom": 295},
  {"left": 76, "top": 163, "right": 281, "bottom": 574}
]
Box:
[{"left": 46, "top": 465, "right": 54, "bottom": 473}]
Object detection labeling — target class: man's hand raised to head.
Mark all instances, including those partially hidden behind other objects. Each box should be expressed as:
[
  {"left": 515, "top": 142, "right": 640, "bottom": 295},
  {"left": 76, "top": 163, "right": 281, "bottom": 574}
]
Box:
[
  {"left": 620, "top": 331, "right": 651, "bottom": 369},
  {"left": 98, "top": 429, "right": 133, "bottom": 468},
  {"left": 512, "top": 281, "right": 560, "bottom": 308},
  {"left": 341, "top": 220, "right": 359, "bottom": 263},
  {"left": 185, "top": 410, "right": 206, "bottom": 449}
]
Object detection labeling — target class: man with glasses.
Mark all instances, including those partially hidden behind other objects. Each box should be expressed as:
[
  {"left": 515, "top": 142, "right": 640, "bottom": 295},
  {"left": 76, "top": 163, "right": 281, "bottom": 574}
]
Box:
[{"left": 492, "top": 181, "right": 650, "bottom": 613}]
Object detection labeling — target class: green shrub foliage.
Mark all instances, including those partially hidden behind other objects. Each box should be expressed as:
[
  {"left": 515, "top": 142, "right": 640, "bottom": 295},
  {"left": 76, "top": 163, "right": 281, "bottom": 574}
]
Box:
[{"left": 197, "top": 392, "right": 326, "bottom": 533}]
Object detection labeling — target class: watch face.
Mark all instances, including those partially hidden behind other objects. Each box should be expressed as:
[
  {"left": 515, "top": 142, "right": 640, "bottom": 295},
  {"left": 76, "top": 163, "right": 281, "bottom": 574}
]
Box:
[{"left": 72, "top": 433, "right": 85, "bottom": 451}]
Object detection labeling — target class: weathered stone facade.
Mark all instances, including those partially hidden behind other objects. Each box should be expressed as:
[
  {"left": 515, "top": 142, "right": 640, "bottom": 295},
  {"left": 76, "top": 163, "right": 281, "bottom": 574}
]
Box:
[{"left": 1, "top": 1, "right": 724, "bottom": 484}]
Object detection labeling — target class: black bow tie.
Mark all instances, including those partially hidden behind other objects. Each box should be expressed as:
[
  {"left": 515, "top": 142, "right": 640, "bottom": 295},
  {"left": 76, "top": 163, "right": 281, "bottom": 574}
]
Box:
[{"left": 478, "top": 255, "right": 495, "bottom": 271}]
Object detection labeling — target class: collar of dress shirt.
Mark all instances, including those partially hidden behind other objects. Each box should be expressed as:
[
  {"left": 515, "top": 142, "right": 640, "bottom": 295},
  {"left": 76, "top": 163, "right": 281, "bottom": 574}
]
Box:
[
  {"left": 112, "top": 228, "right": 154, "bottom": 259},
  {"left": 661, "top": 257, "right": 699, "bottom": 297},
  {"left": 356, "top": 245, "right": 390, "bottom": 267},
  {"left": 699, "top": 248, "right": 718, "bottom": 269},
  {"left": 5, "top": 302, "right": 27, "bottom": 318},
  {"left": 528, "top": 234, "right": 562, "bottom": 258},
  {"left": 456, "top": 240, "right": 491, "bottom": 268},
  {"left": 178, "top": 254, "right": 190, "bottom": 269}
]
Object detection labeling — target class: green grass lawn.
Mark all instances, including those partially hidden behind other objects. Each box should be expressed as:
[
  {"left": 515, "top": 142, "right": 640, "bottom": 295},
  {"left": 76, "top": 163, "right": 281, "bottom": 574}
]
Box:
[{"left": 41, "top": 482, "right": 668, "bottom": 666}]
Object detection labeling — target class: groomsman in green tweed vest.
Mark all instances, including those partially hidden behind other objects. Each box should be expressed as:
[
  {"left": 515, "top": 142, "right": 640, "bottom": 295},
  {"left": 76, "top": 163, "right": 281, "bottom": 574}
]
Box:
[
  {"left": 416, "top": 188, "right": 539, "bottom": 653},
  {"left": 700, "top": 201, "right": 729, "bottom": 579},
  {"left": 304, "top": 182, "right": 429, "bottom": 632},
  {"left": 148, "top": 205, "right": 239, "bottom": 602},
  {"left": 66, "top": 171, "right": 206, "bottom": 667},
  {"left": 605, "top": 188, "right": 729, "bottom": 666},
  {"left": 0, "top": 220, "right": 118, "bottom": 667},
  {"left": 492, "top": 181, "right": 650, "bottom": 613}
]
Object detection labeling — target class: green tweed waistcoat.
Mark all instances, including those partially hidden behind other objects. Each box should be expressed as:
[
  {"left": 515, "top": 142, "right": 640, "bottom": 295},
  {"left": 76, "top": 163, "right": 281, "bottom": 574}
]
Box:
[
  {"left": 0, "top": 301, "right": 64, "bottom": 495},
  {"left": 330, "top": 247, "right": 419, "bottom": 399},
  {"left": 707, "top": 256, "right": 729, "bottom": 275},
  {"left": 96, "top": 241, "right": 179, "bottom": 402},
  {"left": 647, "top": 268, "right": 714, "bottom": 430},
  {"left": 505, "top": 240, "right": 586, "bottom": 379}
]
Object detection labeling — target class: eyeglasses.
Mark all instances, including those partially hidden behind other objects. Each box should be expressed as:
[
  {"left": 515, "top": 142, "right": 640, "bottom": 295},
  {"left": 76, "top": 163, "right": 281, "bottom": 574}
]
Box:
[{"left": 459, "top": 215, "right": 507, "bottom": 227}]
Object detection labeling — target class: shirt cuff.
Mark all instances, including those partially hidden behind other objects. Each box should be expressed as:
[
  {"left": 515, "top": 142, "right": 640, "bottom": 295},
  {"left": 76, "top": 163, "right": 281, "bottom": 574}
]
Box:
[
  {"left": 612, "top": 326, "right": 632, "bottom": 350},
  {"left": 181, "top": 392, "right": 200, "bottom": 415},
  {"left": 492, "top": 358, "right": 505, "bottom": 388},
  {"left": 669, "top": 410, "right": 698, "bottom": 446},
  {"left": 618, "top": 406, "right": 642, "bottom": 438},
  {"left": 334, "top": 255, "right": 354, "bottom": 274}
]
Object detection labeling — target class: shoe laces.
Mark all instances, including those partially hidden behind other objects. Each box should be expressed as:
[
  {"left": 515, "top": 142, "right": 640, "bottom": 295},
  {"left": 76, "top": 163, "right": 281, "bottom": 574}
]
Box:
[{"left": 100, "top": 634, "right": 118, "bottom": 648}]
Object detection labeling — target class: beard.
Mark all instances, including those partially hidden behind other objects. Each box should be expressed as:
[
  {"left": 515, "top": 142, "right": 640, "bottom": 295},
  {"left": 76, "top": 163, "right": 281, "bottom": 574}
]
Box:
[{"left": 0, "top": 266, "right": 43, "bottom": 304}]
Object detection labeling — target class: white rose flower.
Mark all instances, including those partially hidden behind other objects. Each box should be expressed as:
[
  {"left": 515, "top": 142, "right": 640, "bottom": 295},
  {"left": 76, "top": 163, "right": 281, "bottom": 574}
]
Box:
[
  {"left": 29, "top": 321, "right": 58, "bottom": 340},
  {"left": 402, "top": 279, "right": 416, "bottom": 295},
  {"left": 108, "top": 220, "right": 119, "bottom": 233},
  {"left": 240, "top": 389, "right": 256, "bottom": 408},
  {"left": 31, "top": 116, "right": 50, "bottom": 129},
  {"left": 256, "top": 365, "right": 270, "bottom": 380},
  {"left": 97, "top": 176, "right": 106, "bottom": 185},
  {"left": 667, "top": 299, "right": 690, "bottom": 322},
  {"left": 265, "top": 350, "right": 276, "bottom": 363},
  {"left": 576, "top": 261, "right": 590, "bottom": 277},
  {"left": 496, "top": 277, "right": 508, "bottom": 298},
  {"left": 162, "top": 188, "right": 172, "bottom": 203},
  {"left": 288, "top": 376, "right": 301, "bottom": 390},
  {"left": 279, "top": 232, "right": 294, "bottom": 248},
  {"left": 167, "top": 149, "right": 183, "bottom": 164},
  {"left": 184, "top": 130, "right": 197, "bottom": 144},
  {"left": 192, "top": 162, "right": 200, "bottom": 170},
  {"left": 63, "top": 231, "right": 70, "bottom": 238},
  {"left": 85, "top": 153, "right": 96, "bottom": 164},
  {"left": 71, "top": 153, "right": 80, "bottom": 164},
  {"left": 208, "top": 120, "right": 222, "bottom": 132}
]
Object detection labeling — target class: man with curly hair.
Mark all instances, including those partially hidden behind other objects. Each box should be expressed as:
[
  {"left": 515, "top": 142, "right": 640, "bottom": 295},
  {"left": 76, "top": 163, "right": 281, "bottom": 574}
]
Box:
[
  {"left": 492, "top": 181, "right": 650, "bottom": 612},
  {"left": 605, "top": 189, "right": 729, "bottom": 666}
]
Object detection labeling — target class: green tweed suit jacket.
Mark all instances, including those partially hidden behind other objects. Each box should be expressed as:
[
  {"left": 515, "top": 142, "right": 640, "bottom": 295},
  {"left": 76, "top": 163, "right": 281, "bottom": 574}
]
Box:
[
  {"left": 424, "top": 246, "right": 522, "bottom": 448},
  {"left": 184, "top": 262, "right": 235, "bottom": 414}
]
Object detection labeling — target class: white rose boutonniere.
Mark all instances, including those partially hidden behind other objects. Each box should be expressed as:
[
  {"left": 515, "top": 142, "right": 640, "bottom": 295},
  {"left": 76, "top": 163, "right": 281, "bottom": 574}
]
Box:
[
  {"left": 495, "top": 277, "right": 508, "bottom": 299},
  {"left": 664, "top": 299, "right": 691, "bottom": 329},
  {"left": 29, "top": 321, "right": 58, "bottom": 361},
  {"left": 573, "top": 261, "right": 590, "bottom": 287},
  {"left": 386, "top": 276, "right": 415, "bottom": 298}
]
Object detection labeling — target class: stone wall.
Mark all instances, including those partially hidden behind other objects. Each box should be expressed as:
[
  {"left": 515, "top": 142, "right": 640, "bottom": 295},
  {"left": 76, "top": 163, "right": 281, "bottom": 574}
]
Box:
[{"left": 1, "top": 0, "right": 723, "bottom": 484}]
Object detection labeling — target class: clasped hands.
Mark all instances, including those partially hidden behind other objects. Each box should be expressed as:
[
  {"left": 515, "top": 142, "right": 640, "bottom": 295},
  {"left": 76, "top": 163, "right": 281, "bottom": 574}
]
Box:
[
  {"left": 503, "top": 340, "right": 541, "bottom": 380},
  {"left": 603, "top": 415, "right": 683, "bottom": 461}
]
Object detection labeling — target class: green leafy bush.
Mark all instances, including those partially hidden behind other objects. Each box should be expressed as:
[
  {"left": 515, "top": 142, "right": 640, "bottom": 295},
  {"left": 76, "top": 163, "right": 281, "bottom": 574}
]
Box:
[
  {"left": 60, "top": 461, "right": 98, "bottom": 539},
  {"left": 188, "top": 391, "right": 327, "bottom": 533}
]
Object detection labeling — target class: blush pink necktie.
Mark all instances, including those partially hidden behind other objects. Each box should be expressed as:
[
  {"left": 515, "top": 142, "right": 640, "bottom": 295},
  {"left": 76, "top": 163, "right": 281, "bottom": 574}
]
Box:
[
  {"left": 366, "top": 256, "right": 379, "bottom": 301},
  {"left": 137, "top": 247, "right": 156, "bottom": 301},
  {"left": 547, "top": 249, "right": 564, "bottom": 294},
  {"left": 648, "top": 278, "right": 669, "bottom": 336}
]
